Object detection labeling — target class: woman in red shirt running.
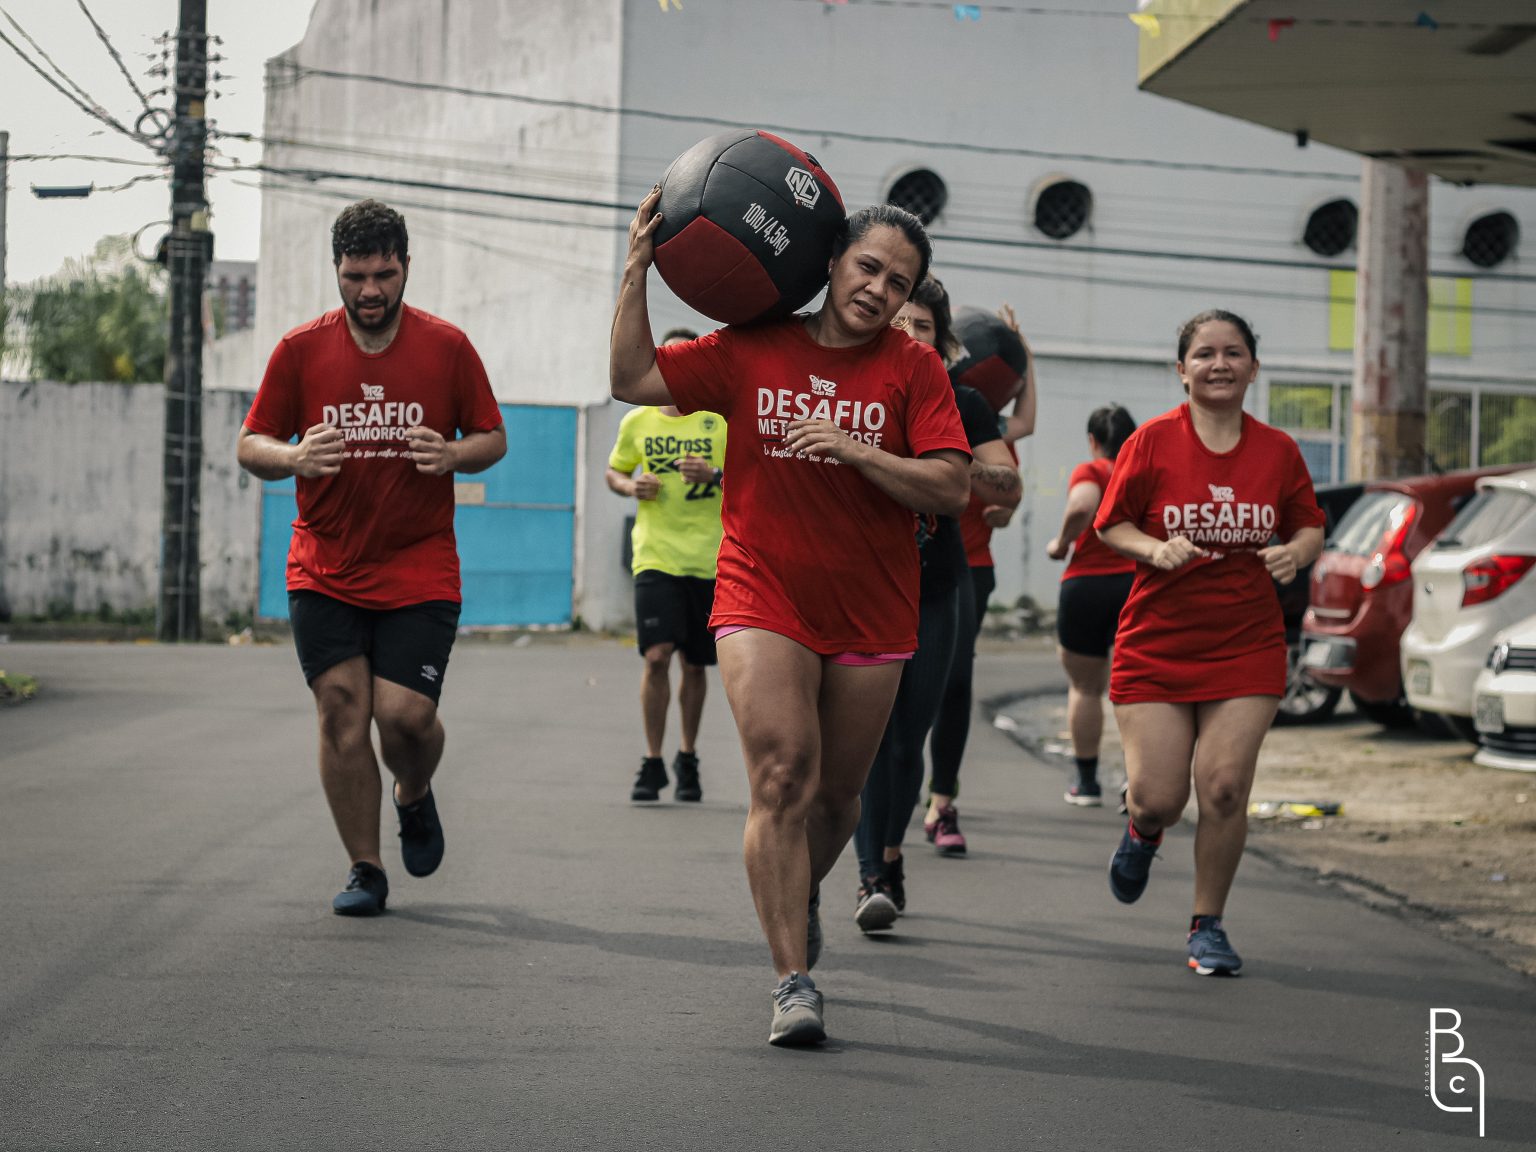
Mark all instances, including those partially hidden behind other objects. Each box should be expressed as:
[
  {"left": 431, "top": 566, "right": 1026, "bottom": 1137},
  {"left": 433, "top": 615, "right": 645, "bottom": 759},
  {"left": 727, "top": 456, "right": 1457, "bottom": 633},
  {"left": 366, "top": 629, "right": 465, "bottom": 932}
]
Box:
[
  {"left": 1046, "top": 404, "right": 1137, "bottom": 808},
  {"left": 1093, "top": 310, "right": 1324, "bottom": 977},
  {"left": 611, "top": 188, "right": 971, "bottom": 1045}
]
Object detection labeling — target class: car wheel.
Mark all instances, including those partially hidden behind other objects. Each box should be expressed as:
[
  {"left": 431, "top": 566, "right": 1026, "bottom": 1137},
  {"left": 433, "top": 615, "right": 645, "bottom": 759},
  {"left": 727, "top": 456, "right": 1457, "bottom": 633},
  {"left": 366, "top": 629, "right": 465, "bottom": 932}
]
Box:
[
  {"left": 1349, "top": 690, "right": 1416, "bottom": 729},
  {"left": 1274, "top": 639, "right": 1343, "bottom": 725}
]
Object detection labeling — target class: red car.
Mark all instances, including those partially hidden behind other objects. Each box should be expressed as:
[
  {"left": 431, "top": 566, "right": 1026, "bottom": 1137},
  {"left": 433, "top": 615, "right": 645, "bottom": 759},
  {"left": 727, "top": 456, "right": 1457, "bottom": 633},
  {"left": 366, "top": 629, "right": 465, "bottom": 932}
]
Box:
[{"left": 1301, "top": 466, "right": 1526, "bottom": 727}]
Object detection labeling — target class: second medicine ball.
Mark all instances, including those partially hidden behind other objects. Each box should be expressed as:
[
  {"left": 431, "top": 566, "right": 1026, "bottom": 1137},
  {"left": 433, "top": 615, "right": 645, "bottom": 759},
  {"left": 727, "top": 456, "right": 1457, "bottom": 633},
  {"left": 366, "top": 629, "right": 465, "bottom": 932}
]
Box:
[
  {"left": 949, "top": 307, "right": 1028, "bottom": 413},
  {"left": 654, "top": 130, "right": 845, "bottom": 326}
]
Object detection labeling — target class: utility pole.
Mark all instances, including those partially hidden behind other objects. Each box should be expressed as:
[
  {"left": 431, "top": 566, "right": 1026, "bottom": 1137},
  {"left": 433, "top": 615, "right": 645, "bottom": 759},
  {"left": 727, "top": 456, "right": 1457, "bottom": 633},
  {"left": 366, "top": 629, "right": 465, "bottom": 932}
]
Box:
[
  {"left": 158, "top": 0, "right": 210, "bottom": 642},
  {"left": 1350, "top": 159, "right": 1429, "bottom": 481}
]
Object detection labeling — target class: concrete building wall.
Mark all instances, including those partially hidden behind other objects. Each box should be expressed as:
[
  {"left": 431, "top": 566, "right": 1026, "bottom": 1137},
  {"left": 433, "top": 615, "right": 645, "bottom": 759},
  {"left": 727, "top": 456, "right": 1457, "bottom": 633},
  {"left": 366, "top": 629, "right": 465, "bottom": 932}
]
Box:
[
  {"left": 0, "top": 380, "right": 260, "bottom": 624},
  {"left": 256, "top": 0, "right": 625, "bottom": 408},
  {"left": 254, "top": 0, "right": 1536, "bottom": 628}
]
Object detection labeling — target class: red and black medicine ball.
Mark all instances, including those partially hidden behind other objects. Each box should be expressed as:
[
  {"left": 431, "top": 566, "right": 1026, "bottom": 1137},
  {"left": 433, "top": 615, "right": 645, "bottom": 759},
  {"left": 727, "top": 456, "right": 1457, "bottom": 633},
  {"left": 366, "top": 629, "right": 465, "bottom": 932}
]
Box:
[
  {"left": 653, "top": 130, "right": 845, "bottom": 326},
  {"left": 949, "top": 307, "right": 1028, "bottom": 413}
]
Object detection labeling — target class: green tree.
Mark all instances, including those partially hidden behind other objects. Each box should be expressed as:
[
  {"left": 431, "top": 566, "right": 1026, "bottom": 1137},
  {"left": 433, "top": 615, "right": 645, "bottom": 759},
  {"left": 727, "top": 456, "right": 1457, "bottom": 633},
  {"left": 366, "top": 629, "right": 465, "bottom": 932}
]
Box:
[{"left": 15, "top": 236, "right": 168, "bottom": 383}]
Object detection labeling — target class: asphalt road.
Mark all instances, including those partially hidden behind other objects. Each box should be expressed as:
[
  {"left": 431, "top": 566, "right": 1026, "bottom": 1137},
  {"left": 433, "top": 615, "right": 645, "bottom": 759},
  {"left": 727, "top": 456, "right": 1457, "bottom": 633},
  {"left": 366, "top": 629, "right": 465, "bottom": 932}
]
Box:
[{"left": 1, "top": 637, "right": 1532, "bottom": 1150}]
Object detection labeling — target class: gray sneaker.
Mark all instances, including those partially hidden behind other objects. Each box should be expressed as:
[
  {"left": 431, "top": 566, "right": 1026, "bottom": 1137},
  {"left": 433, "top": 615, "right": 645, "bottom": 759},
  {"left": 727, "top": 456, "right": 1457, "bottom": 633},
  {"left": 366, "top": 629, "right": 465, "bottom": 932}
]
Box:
[
  {"left": 769, "top": 972, "right": 826, "bottom": 1047},
  {"left": 806, "top": 889, "right": 823, "bottom": 971}
]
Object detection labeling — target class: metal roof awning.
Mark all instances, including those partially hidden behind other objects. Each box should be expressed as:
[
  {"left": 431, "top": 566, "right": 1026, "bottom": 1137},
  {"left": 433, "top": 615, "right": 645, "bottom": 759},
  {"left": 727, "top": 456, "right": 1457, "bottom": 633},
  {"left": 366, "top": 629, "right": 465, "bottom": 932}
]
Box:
[{"left": 1135, "top": 0, "right": 1536, "bottom": 187}]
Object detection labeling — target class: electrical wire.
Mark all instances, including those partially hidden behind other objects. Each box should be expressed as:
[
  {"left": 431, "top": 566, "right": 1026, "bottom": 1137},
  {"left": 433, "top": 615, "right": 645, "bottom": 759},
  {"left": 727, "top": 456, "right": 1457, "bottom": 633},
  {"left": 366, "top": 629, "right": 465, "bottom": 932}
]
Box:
[
  {"left": 9, "top": 152, "right": 168, "bottom": 168},
  {"left": 74, "top": 0, "right": 155, "bottom": 115},
  {"left": 0, "top": 4, "right": 100, "bottom": 111},
  {"left": 257, "top": 60, "right": 1360, "bottom": 183},
  {"left": 232, "top": 171, "right": 1536, "bottom": 322},
  {"left": 796, "top": 0, "right": 1517, "bottom": 31},
  {"left": 96, "top": 170, "right": 170, "bottom": 193},
  {"left": 0, "top": 13, "right": 144, "bottom": 144}
]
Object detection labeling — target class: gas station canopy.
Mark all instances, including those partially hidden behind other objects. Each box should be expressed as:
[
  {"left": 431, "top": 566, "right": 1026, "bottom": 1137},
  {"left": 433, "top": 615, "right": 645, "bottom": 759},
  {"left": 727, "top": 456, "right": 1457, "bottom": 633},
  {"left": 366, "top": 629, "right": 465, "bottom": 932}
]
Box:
[{"left": 1136, "top": 0, "right": 1536, "bottom": 187}]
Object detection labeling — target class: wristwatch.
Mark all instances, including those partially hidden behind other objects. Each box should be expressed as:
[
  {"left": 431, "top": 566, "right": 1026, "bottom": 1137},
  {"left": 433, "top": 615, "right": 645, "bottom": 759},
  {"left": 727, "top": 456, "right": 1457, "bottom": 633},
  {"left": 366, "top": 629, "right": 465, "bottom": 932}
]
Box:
[{"left": 712, "top": 467, "right": 724, "bottom": 485}]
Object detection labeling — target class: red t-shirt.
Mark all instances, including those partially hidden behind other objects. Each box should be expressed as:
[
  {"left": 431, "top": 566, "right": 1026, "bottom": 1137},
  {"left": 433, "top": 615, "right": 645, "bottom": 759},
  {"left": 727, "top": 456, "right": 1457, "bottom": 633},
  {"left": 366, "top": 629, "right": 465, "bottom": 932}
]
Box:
[
  {"left": 959, "top": 440, "right": 1018, "bottom": 568},
  {"left": 243, "top": 306, "right": 503, "bottom": 609},
  {"left": 1062, "top": 457, "right": 1135, "bottom": 580},
  {"left": 655, "top": 320, "right": 971, "bottom": 654},
  {"left": 1094, "top": 404, "right": 1324, "bottom": 703}
]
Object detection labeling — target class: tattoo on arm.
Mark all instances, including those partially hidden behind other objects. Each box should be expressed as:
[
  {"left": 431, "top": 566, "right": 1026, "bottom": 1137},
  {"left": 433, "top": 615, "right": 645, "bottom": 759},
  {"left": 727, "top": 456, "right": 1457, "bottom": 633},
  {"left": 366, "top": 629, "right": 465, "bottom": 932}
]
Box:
[{"left": 972, "top": 461, "right": 1022, "bottom": 496}]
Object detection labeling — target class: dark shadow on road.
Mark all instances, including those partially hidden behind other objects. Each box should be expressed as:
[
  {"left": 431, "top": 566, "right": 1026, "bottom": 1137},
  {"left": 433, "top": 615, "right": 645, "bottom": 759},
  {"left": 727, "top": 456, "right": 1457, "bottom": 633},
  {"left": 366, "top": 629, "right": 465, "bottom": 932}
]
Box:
[{"left": 830, "top": 997, "right": 1535, "bottom": 1142}]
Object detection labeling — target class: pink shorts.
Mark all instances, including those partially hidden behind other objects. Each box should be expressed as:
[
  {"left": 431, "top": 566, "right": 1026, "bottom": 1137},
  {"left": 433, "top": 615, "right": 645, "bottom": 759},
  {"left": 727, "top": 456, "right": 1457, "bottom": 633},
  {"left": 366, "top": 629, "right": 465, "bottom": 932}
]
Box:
[{"left": 714, "top": 626, "right": 914, "bottom": 667}]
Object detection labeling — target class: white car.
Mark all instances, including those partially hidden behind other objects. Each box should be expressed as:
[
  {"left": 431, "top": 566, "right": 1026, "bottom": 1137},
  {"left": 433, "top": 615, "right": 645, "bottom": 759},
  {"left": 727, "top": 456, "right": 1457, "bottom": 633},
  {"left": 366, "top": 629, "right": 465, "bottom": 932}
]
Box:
[
  {"left": 1401, "top": 468, "right": 1536, "bottom": 740},
  {"left": 1471, "top": 612, "right": 1536, "bottom": 772}
]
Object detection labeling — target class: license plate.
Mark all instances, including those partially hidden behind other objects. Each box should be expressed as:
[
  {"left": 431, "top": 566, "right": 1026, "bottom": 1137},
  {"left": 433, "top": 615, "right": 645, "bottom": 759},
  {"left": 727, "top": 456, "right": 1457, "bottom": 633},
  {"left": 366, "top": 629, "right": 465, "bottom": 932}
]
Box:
[
  {"left": 1475, "top": 694, "right": 1505, "bottom": 735},
  {"left": 1408, "top": 660, "right": 1432, "bottom": 697}
]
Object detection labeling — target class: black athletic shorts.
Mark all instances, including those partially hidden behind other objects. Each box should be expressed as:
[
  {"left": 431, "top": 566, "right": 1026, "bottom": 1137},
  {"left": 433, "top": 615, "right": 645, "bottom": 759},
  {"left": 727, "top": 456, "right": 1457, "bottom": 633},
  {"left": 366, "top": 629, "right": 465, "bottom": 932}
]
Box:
[
  {"left": 1056, "top": 572, "right": 1134, "bottom": 659},
  {"left": 289, "top": 590, "right": 461, "bottom": 703},
  {"left": 633, "top": 570, "right": 717, "bottom": 666}
]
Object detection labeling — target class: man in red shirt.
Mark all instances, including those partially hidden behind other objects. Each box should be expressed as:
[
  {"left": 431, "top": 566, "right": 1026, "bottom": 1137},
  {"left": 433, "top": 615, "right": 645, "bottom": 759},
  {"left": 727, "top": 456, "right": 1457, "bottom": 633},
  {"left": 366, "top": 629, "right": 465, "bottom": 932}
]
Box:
[{"left": 237, "top": 200, "right": 506, "bottom": 916}]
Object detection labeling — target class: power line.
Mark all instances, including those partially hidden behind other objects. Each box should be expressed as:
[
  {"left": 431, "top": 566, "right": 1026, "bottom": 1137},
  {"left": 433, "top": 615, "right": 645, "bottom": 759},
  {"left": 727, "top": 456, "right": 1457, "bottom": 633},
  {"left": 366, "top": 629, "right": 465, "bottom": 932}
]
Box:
[
  {"left": 74, "top": 0, "right": 155, "bottom": 115},
  {"left": 227, "top": 159, "right": 1536, "bottom": 287},
  {"left": 932, "top": 230, "right": 1536, "bottom": 286},
  {"left": 0, "top": 12, "right": 143, "bottom": 144},
  {"left": 238, "top": 172, "right": 1536, "bottom": 321},
  {"left": 257, "top": 60, "right": 1360, "bottom": 183},
  {"left": 214, "top": 160, "right": 633, "bottom": 213},
  {"left": 96, "top": 170, "right": 169, "bottom": 193},
  {"left": 0, "top": 4, "right": 99, "bottom": 111},
  {"left": 798, "top": 0, "right": 1515, "bottom": 30},
  {"left": 10, "top": 152, "right": 168, "bottom": 168}
]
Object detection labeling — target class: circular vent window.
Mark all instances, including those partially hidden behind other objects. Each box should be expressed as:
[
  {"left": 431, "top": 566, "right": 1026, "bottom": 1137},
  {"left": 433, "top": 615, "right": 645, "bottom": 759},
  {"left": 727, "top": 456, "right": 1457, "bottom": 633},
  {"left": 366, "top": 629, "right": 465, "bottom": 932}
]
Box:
[
  {"left": 886, "top": 169, "right": 948, "bottom": 225},
  {"left": 1302, "top": 198, "right": 1358, "bottom": 257},
  {"left": 1031, "top": 179, "right": 1092, "bottom": 240},
  {"left": 1462, "top": 211, "right": 1519, "bottom": 268}
]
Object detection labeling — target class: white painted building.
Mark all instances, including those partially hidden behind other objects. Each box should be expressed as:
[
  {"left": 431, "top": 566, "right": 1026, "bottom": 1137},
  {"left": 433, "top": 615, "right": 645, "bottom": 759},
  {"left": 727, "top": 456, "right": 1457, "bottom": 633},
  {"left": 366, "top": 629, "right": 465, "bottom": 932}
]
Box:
[{"left": 252, "top": 0, "right": 1536, "bottom": 629}]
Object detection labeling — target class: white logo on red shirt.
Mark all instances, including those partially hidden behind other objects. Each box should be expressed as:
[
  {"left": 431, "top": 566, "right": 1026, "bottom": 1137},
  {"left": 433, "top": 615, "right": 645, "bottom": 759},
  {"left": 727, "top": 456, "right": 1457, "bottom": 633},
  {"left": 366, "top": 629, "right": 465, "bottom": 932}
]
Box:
[
  {"left": 1164, "top": 487, "right": 1276, "bottom": 547},
  {"left": 361, "top": 382, "right": 385, "bottom": 401},
  {"left": 809, "top": 374, "right": 837, "bottom": 397}
]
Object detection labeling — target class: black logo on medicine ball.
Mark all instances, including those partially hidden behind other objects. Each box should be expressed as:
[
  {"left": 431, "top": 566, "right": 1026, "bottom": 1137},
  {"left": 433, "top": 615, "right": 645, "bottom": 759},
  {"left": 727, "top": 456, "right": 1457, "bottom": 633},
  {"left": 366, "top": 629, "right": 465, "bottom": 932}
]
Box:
[{"left": 785, "top": 167, "right": 821, "bottom": 209}]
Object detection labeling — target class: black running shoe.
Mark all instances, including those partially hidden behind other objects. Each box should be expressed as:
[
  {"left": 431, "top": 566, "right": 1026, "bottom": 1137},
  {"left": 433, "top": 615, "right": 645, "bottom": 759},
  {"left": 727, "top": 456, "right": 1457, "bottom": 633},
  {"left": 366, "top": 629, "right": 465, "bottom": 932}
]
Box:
[
  {"left": 394, "top": 785, "right": 445, "bottom": 877},
  {"left": 631, "top": 756, "right": 667, "bottom": 801},
  {"left": 881, "top": 855, "right": 906, "bottom": 915},
  {"left": 673, "top": 751, "right": 702, "bottom": 802},
  {"left": 854, "top": 878, "right": 897, "bottom": 933},
  {"left": 332, "top": 861, "right": 388, "bottom": 916}
]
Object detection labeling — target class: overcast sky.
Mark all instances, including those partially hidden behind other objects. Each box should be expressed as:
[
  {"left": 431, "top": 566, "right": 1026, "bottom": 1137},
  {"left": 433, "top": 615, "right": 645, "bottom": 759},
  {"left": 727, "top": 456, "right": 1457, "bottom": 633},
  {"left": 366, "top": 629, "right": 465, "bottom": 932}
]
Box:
[{"left": 2, "top": 0, "right": 316, "bottom": 283}]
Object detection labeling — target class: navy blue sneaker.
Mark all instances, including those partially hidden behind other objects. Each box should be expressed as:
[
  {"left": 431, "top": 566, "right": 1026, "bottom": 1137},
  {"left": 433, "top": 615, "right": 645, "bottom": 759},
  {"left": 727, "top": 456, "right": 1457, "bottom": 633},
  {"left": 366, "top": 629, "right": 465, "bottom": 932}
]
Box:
[
  {"left": 394, "top": 785, "right": 445, "bottom": 877},
  {"left": 1188, "top": 917, "right": 1243, "bottom": 976},
  {"left": 332, "top": 861, "right": 388, "bottom": 916},
  {"left": 1108, "top": 820, "right": 1161, "bottom": 904},
  {"left": 806, "top": 889, "right": 823, "bottom": 970}
]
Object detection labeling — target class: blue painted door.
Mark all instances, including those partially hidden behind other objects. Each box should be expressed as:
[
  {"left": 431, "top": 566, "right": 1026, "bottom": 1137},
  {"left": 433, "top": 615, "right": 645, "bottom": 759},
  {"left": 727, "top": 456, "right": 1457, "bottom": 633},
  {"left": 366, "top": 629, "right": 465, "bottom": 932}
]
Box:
[{"left": 257, "top": 404, "right": 576, "bottom": 626}]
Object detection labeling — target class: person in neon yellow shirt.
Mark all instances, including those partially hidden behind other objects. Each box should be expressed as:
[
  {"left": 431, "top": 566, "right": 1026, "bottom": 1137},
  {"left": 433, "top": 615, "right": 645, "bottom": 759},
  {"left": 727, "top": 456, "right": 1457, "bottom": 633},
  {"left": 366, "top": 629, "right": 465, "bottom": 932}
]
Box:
[{"left": 606, "top": 328, "right": 727, "bottom": 803}]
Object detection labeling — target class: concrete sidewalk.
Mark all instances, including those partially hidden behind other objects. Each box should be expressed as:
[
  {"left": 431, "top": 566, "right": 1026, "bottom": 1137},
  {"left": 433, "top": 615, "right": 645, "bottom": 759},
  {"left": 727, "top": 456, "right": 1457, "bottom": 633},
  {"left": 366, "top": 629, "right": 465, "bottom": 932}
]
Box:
[{"left": 1, "top": 637, "right": 1531, "bottom": 1149}]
